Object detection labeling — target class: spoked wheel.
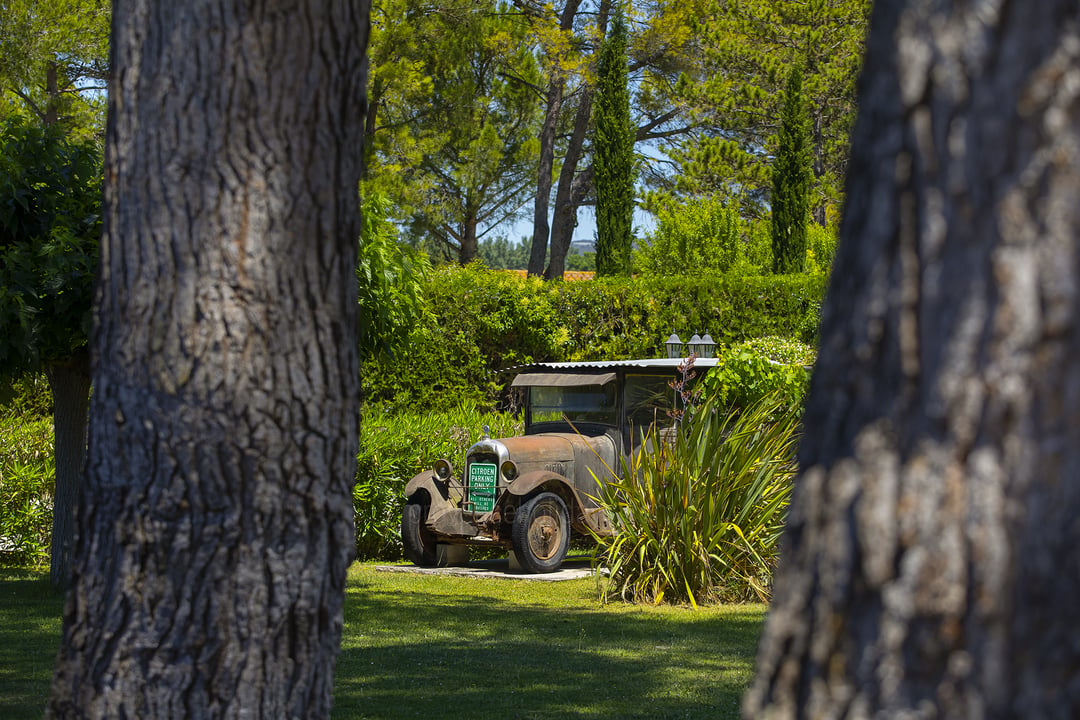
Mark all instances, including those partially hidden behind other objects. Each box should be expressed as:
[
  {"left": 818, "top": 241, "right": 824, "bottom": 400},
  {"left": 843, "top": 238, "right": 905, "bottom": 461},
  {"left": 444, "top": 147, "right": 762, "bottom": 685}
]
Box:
[
  {"left": 512, "top": 492, "right": 570, "bottom": 573},
  {"left": 401, "top": 500, "right": 438, "bottom": 567}
]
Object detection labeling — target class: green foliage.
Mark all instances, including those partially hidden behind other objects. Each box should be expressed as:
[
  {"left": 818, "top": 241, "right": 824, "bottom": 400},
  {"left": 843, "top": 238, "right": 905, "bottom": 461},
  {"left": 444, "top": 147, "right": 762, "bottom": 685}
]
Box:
[
  {"left": 593, "top": 10, "right": 635, "bottom": 277},
  {"left": 369, "top": 0, "right": 543, "bottom": 263},
  {"left": 478, "top": 236, "right": 531, "bottom": 270},
  {"left": 666, "top": 0, "right": 871, "bottom": 221},
  {"left": 361, "top": 263, "right": 570, "bottom": 409},
  {"left": 771, "top": 66, "right": 811, "bottom": 274},
  {"left": 807, "top": 220, "right": 838, "bottom": 274},
  {"left": 355, "top": 403, "right": 522, "bottom": 559},
  {"left": 0, "top": 372, "right": 52, "bottom": 419},
  {"left": 0, "top": 0, "right": 110, "bottom": 135},
  {"left": 358, "top": 193, "right": 432, "bottom": 360},
  {"left": 0, "top": 410, "right": 53, "bottom": 568},
  {"left": 702, "top": 337, "right": 814, "bottom": 413},
  {"left": 0, "top": 117, "right": 101, "bottom": 382},
  {"left": 363, "top": 265, "right": 827, "bottom": 409},
  {"left": 636, "top": 196, "right": 770, "bottom": 276},
  {"left": 593, "top": 393, "right": 800, "bottom": 605}
]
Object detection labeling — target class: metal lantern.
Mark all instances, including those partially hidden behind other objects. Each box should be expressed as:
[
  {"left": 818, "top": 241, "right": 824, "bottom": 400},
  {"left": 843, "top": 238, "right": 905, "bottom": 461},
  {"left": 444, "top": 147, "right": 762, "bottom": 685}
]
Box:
[
  {"left": 699, "top": 333, "right": 716, "bottom": 358},
  {"left": 664, "top": 333, "right": 683, "bottom": 359},
  {"left": 688, "top": 333, "right": 716, "bottom": 358}
]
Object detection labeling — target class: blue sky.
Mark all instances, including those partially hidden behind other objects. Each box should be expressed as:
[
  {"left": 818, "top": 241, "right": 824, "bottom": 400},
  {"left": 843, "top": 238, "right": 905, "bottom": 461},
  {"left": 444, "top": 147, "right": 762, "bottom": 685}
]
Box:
[{"left": 502, "top": 205, "right": 657, "bottom": 247}]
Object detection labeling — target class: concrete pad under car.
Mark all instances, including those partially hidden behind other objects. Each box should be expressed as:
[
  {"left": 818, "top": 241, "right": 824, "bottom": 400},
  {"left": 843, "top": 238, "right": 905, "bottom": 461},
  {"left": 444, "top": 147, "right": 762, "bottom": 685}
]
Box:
[{"left": 375, "top": 556, "right": 596, "bottom": 582}]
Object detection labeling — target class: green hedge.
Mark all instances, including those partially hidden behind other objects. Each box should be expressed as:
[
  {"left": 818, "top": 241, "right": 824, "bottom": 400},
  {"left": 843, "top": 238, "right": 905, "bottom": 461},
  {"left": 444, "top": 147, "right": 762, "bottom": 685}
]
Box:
[{"left": 363, "top": 264, "right": 827, "bottom": 410}]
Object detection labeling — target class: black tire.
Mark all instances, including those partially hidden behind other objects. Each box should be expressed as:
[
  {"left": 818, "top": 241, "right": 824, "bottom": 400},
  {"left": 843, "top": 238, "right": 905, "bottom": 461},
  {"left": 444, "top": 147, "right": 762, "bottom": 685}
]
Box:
[
  {"left": 512, "top": 492, "right": 570, "bottom": 573},
  {"left": 401, "top": 501, "right": 438, "bottom": 567}
]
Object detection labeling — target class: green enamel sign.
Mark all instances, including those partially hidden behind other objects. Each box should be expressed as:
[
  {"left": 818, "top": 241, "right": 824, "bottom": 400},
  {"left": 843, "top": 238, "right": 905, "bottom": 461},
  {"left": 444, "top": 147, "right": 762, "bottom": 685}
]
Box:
[{"left": 467, "top": 462, "right": 498, "bottom": 513}]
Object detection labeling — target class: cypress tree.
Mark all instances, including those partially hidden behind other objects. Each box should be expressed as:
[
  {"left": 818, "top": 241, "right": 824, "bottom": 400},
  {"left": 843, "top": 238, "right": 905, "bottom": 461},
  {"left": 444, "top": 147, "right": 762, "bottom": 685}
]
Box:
[
  {"left": 771, "top": 64, "right": 812, "bottom": 274},
  {"left": 594, "top": 9, "right": 635, "bottom": 277}
]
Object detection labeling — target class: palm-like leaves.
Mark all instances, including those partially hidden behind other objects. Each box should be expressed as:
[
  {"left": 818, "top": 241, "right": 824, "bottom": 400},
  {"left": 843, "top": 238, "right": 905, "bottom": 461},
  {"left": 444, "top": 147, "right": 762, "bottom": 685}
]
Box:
[{"left": 592, "top": 394, "right": 799, "bottom": 605}]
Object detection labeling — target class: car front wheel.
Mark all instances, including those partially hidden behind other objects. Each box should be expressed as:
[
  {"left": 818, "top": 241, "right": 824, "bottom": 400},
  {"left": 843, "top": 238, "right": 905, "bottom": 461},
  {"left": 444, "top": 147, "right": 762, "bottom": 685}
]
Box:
[
  {"left": 401, "top": 500, "right": 438, "bottom": 567},
  {"left": 512, "top": 492, "right": 570, "bottom": 573}
]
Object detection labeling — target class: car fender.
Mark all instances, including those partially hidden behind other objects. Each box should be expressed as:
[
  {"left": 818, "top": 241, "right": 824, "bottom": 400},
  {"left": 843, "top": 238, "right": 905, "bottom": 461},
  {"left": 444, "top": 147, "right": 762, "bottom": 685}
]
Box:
[
  {"left": 504, "top": 470, "right": 609, "bottom": 535},
  {"left": 404, "top": 471, "right": 451, "bottom": 509}
]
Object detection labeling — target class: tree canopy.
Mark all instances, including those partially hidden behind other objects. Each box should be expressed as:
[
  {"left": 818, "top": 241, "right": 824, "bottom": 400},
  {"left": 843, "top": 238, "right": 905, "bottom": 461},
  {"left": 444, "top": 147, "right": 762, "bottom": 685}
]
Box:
[
  {"left": 658, "top": 0, "right": 870, "bottom": 222},
  {"left": 0, "top": 117, "right": 100, "bottom": 384},
  {"left": 0, "top": 0, "right": 109, "bottom": 135},
  {"left": 366, "top": 0, "right": 543, "bottom": 264}
]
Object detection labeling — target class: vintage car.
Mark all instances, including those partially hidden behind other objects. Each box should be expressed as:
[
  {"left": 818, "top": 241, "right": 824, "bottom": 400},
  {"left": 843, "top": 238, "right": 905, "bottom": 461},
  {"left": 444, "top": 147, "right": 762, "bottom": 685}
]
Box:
[{"left": 400, "top": 357, "right": 719, "bottom": 573}]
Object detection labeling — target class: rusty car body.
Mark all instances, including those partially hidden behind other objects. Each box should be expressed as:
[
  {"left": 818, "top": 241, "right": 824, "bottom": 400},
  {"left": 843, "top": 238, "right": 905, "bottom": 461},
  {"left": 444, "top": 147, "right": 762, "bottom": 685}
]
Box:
[{"left": 400, "top": 358, "right": 719, "bottom": 573}]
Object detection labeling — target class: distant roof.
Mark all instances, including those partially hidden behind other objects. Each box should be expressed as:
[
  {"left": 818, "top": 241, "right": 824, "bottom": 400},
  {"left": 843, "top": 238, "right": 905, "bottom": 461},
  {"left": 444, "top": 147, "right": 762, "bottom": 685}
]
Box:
[
  {"left": 504, "top": 357, "right": 721, "bottom": 373},
  {"left": 506, "top": 269, "right": 594, "bottom": 281}
]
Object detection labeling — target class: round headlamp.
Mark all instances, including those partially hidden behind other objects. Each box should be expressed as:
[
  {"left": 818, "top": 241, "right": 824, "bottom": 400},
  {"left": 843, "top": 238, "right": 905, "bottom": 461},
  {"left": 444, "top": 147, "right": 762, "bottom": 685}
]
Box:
[
  {"left": 433, "top": 458, "right": 452, "bottom": 481},
  {"left": 500, "top": 459, "right": 519, "bottom": 482}
]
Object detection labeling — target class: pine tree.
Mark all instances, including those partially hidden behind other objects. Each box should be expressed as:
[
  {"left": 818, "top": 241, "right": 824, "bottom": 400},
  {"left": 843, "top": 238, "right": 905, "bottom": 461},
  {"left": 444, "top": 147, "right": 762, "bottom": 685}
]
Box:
[
  {"left": 771, "top": 65, "right": 812, "bottom": 274},
  {"left": 593, "top": 9, "right": 635, "bottom": 277}
]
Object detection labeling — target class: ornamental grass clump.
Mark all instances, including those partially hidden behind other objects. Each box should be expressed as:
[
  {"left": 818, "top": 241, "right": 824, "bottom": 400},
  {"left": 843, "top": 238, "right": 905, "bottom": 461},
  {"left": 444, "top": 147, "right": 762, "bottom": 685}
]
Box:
[{"left": 592, "top": 394, "right": 799, "bottom": 606}]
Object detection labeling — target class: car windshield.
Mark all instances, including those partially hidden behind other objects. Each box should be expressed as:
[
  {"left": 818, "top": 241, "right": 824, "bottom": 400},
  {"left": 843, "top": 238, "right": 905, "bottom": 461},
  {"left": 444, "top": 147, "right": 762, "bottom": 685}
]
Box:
[{"left": 528, "top": 384, "right": 617, "bottom": 426}]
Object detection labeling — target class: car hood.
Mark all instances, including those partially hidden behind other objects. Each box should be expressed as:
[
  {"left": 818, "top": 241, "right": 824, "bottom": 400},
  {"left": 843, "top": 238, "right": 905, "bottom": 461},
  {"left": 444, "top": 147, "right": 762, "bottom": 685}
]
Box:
[{"left": 498, "top": 432, "right": 616, "bottom": 489}]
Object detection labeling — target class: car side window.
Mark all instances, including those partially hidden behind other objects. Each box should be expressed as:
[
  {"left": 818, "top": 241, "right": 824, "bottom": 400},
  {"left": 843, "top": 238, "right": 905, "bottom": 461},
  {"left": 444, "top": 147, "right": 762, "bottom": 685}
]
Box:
[{"left": 624, "top": 374, "right": 675, "bottom": 443}]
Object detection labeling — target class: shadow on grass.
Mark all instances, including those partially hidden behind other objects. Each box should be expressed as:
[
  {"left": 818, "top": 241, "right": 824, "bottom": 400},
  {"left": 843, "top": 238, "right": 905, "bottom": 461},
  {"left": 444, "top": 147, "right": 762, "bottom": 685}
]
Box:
[
  {"left": 333, "top": 578, "right": 764, "bottom": 720},
  {"left": 0, "top": 568, "right": 766, "bottom": 720},
  {"left": 0, "top": 573, "right": 65, "bottom": 720}
]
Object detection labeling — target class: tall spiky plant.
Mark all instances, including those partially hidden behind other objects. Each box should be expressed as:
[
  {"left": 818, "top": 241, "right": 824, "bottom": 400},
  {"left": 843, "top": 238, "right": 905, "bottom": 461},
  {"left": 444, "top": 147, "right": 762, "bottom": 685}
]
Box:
[{"left": 591, "top": 394, "right": 800, "bottom": 606}]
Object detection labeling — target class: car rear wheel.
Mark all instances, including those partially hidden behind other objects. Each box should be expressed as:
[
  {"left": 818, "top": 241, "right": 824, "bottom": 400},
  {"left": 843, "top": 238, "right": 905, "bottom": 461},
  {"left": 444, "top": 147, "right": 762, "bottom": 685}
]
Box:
[
  {"left": 401, "top": 500, "right": 438, "bottom": 567},
  {"left": 512, "top": 492, "right": 570, "bottom": 573}
]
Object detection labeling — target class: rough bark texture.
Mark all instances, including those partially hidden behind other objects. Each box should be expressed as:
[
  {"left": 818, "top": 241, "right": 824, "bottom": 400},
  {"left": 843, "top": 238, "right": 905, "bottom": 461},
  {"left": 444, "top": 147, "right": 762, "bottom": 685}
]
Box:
[
  {"left": 746, "top": 1, "right": 1080, "bottom": 717},
  {"left": 45, "top": 350, "right": 91, "bottom": 591},
  {"left": 459, "top": 212, "right": 479, "bottom": 265},
  {"left": 47, "top": 0, "right": 368, "bottom": 717},
  {"left": 545, "top": 87, "right": 594, "bottom": 281},
  {"left": 528, "top": 0, "right": 592, "bottom": 279},
  {"left": 545, "top": 0, "right": 609, "bottom": 281},
  {"left": 528, "top": 77, "right": 563, "bottom": 277}
]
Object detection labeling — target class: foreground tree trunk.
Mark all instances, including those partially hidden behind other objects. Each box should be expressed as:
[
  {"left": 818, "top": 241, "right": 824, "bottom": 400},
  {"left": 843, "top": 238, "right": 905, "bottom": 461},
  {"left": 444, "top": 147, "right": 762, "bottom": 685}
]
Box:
[
  {"left": 45, "top": 350, "right": 91, "bottom": 591},
  {"left": 48, "top": 1, "right": 368, "bottom": 717},
  {"left": 747, "top": 1, "right": 1080, "bottom": 717}
]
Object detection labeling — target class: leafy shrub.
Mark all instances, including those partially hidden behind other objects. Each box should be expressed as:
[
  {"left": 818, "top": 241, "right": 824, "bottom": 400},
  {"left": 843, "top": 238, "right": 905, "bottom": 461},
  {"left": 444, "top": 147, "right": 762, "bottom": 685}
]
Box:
[
  {"left": 0, "top": 412, "right": 54, "bottom": 568},
  {"left": 635, "top": 196, "right": 770, "bottom": 276},
  {"left": 0, "top": 372, "right": 53, "bottom": 419},
  {"left": 592, "top": 394, "right": 800, "bottom": 606},
  {"left": 358, "top": 193, "right": 432, "bottom": 360},
  {"left": 702, "top": 337, "right": 815, "bottom": 413},
  {"left": 807, "top": 222, "right": 838, "bottom": 275},
  {"left": 355, "top": 402, "right": 522, "bottom": 559},
  {"left": 0, "top": 118, "right": 101, "bottom": 378}
]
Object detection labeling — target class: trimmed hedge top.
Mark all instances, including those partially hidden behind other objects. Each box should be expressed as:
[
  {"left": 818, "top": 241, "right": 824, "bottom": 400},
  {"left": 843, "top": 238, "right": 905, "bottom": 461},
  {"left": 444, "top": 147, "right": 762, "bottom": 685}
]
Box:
[{"left": 362, "top": 264, "right": 827, "bottom": 410}]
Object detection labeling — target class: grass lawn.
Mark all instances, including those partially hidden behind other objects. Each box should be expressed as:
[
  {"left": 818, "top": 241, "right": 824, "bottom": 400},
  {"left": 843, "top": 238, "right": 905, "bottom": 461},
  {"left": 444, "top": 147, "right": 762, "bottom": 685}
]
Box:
[{"left": 1, "top": 562, "right": 767, "bottom": 719}]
